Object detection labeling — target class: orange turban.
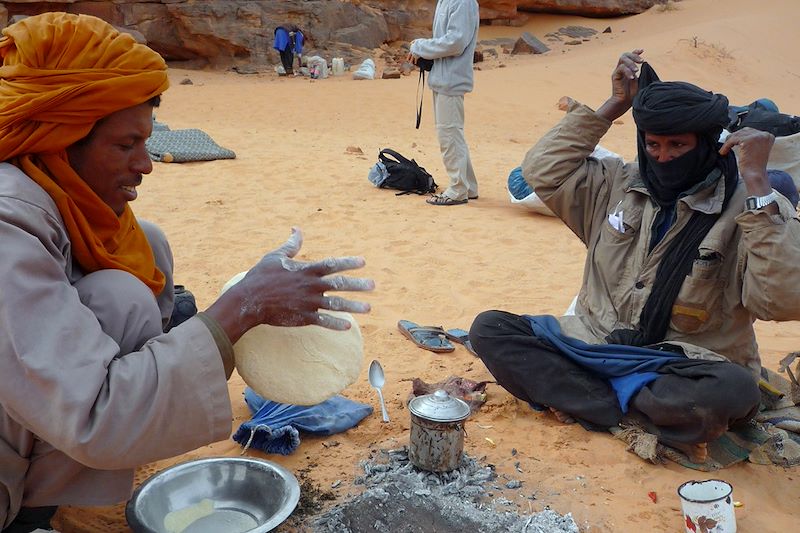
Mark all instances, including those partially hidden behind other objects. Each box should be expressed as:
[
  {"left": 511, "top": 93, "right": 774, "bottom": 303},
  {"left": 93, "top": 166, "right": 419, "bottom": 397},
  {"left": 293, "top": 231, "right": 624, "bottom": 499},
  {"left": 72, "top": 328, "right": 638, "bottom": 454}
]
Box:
[{"left": 0, "top": 12, "right": 171, "bottom": 295}]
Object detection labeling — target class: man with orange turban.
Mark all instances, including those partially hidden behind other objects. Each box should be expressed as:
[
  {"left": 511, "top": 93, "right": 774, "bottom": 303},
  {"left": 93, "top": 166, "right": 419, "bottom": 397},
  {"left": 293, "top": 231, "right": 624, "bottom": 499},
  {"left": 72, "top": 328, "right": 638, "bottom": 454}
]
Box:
[{"left": 0, "top": 13, "right": 373, "bottom": 531}]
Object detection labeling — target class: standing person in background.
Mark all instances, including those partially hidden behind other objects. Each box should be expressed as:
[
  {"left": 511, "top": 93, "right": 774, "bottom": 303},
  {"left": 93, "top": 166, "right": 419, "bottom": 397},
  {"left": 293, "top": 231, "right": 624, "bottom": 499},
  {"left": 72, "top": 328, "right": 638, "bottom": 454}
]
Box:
[
  {"left": 273, "top": 24, "right": 304, "bottom": 76},
  {"left": 408, "top": 0, "right": 480, "bottom": 206}
]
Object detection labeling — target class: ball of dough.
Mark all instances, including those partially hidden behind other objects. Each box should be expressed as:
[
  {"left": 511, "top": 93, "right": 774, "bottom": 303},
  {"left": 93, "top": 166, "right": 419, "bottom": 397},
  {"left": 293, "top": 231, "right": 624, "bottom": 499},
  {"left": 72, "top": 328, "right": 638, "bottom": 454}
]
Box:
[{"left": 221, "top": 271, "right": 364, "bottom": 405}]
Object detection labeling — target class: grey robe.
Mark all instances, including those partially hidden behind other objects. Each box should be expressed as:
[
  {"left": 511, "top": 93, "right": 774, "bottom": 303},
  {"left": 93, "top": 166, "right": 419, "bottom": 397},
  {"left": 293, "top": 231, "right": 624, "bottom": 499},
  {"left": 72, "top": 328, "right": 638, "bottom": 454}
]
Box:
[{"left": 0, "top": 162, "right": 232, "bottom": 528}]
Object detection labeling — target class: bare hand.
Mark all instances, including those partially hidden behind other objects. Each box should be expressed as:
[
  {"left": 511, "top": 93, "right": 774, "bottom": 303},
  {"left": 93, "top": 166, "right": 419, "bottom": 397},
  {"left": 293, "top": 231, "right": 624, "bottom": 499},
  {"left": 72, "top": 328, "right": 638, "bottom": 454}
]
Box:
[
  {"left": 597, "top": 48, "right": 644, "bottom": 121},
  {"left": 719, "top": 127, "right": 774, "bottom": 194},
  {"left": 407, "top": 40, "right": 419, "bottom": 64},
  {"left": 206, "top": 228, "right": 374, "bottom": 343}
]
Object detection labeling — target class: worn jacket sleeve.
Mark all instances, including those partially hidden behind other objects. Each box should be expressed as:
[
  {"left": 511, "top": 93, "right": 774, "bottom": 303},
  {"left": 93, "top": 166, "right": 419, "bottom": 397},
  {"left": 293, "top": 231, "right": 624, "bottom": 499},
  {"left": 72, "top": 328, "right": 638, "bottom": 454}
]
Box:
[
  {"left": 410, "top": 1, "right": 476, "bottom": 59},
  {"left": 737, "top": 198, "right": 800, "bottom": 321},
  {"left": 0, "top": 196, "right": 232, "bottom": 470},
  {"left": 522, "top": 104, "right": 627, "bottom": 245}
]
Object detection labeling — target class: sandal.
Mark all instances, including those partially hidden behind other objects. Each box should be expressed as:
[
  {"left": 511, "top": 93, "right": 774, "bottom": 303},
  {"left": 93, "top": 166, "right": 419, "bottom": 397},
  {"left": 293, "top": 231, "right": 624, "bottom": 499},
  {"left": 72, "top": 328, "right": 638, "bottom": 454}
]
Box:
[
  {"left": 426, "top": 194, "right": 468, "bottom": 206},
  {"left": 441, "top": 327, "right": 478, "bottom": 357},
  {"left": 397, "top": 320, "right": 455, "bottom": 353}
]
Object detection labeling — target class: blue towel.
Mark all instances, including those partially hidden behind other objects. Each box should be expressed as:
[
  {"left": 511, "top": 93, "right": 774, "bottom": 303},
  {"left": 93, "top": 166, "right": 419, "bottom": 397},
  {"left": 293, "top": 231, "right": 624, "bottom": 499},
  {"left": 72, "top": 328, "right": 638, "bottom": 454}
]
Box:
[
  {"left": 232, "top": 388, "right": 373, "bottom": 455},
  {"left": 507, "top": 166, "right": 533, "bottom": 200},
  {"left": 525, "top": 315, "right": 685, "bottom": 412}
]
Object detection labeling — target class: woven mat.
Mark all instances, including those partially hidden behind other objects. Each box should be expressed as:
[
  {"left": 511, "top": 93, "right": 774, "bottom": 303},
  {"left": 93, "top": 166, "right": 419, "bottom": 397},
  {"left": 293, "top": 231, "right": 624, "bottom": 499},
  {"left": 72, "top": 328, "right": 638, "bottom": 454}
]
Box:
[
  {"left": 146, "top": 128, "right": 235, "bottom": 163},
  {"left": 612, "top": 366, "right": 800, "bottom": 471}
]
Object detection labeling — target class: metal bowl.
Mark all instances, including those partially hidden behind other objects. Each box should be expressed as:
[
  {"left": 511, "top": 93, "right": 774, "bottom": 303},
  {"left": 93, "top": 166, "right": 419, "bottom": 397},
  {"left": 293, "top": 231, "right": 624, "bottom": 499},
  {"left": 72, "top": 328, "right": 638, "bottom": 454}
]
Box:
[{"left": 126, "top": 457, "right": 300, "bottom": 533}]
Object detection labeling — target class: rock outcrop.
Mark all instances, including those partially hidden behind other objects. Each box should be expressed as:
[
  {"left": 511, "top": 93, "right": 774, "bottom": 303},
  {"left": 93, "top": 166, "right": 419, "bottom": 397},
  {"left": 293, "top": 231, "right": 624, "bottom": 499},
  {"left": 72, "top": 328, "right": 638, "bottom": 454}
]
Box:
[
  {"left": 0, "top": 0, "right": 669, "bottom": 68},
  {"left": 517, "top": 0, "right": 660, "bottom": 16}
]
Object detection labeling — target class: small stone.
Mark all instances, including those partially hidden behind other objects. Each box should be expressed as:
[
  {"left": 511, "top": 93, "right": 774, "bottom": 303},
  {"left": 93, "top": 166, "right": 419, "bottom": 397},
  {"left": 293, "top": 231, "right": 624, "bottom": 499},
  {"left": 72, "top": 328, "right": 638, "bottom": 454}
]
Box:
[{"left": 381, "top": 68, "right": 401, "bottom": 79}]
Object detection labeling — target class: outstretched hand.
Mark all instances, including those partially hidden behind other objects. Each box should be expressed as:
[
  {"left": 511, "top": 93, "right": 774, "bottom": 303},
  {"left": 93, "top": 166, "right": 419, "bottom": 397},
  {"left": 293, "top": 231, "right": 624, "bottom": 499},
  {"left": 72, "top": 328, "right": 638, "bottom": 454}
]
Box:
[
  {"left": 206, "top": 228, "right": 374, "bottom": 344},
  {"left": 597, "top": 48, "right": 644, "bottom": 122}
]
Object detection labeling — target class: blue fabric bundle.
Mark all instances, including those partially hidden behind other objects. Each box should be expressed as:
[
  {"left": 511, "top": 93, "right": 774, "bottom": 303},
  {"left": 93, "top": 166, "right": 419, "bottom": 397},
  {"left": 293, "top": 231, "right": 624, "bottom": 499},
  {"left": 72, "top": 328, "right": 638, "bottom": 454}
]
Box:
[
  {"left": 232, "top": 388, "right": 373, "bottom": 455},
  {"left": 525, "top": 315, "right": 685, "bottom": 412},
  {"left": 507, "top": 166, "right": 533, "bottom": 200}
]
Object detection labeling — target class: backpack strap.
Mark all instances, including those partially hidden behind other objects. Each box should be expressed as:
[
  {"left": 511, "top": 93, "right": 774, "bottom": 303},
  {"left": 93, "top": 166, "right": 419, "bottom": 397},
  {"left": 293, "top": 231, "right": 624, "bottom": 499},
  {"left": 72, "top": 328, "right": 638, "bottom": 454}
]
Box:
[{"left": 379, "top": 148, "right": 414, "bottom": 167}]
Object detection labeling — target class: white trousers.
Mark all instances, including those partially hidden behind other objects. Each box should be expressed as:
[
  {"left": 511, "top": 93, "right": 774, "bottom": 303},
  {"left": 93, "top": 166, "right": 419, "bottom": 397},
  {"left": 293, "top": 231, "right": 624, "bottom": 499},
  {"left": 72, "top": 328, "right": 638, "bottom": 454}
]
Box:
[{"left": 433, "top": 91, "right": 477, "bottom": 201}]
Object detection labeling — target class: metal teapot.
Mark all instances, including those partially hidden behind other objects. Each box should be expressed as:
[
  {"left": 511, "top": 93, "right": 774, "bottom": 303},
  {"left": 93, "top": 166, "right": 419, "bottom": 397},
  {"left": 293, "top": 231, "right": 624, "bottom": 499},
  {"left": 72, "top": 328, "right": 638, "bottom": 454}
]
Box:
[{"left": 407, "top": 389, "right": 470, "bottom": 472}]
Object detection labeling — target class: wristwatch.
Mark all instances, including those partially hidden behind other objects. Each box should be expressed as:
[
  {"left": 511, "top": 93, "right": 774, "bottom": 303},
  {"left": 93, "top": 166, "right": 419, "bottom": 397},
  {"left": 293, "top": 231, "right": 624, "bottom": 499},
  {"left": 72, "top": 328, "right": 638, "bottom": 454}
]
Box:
[{"left": 745, "top": 190, "right": 777, "bottom": 210}]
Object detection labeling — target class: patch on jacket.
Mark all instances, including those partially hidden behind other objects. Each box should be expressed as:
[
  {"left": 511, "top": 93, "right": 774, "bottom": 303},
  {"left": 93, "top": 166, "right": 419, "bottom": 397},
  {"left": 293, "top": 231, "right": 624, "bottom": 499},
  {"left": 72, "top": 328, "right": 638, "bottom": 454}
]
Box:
[{"left": 671, "top": 303, "right": 710, "bottom": 332}]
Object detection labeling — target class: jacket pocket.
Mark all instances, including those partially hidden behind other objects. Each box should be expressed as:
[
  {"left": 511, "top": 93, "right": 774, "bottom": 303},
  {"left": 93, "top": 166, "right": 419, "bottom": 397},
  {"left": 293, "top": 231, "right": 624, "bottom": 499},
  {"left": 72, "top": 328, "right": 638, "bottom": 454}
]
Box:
[
  {"left": 669, "top": 252, "right": 724, "bottom": 334},
  {"left": 586, "top": 199, "right": 644, "bottom": 322}
]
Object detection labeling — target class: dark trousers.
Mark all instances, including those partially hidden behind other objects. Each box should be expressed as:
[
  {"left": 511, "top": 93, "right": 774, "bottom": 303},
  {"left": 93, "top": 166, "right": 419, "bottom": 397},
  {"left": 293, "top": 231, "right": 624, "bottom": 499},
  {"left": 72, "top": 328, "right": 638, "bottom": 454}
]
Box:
[
  {"left": 469, "top": 310, "right": 761, "bottom": 444},
  {"left": 3, "top": 506, "right": 57, "bottom": 533},
  {"left": 279, "top": 48, "right": 294, "bottom": 73}
]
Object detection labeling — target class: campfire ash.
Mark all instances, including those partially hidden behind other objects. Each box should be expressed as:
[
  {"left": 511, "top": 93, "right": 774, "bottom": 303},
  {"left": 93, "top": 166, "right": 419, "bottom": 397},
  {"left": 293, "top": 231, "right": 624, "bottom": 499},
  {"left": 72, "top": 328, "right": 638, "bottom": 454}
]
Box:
[{"left": 313, "top": 447, "right": 580, "bottom": 533}]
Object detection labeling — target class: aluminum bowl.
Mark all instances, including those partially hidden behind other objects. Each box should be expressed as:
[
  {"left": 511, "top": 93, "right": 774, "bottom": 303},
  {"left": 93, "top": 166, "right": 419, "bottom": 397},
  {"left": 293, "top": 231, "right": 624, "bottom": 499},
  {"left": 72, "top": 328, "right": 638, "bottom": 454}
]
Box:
[{"left": 126, "top": 457, "right": 300, "bottom": 533}]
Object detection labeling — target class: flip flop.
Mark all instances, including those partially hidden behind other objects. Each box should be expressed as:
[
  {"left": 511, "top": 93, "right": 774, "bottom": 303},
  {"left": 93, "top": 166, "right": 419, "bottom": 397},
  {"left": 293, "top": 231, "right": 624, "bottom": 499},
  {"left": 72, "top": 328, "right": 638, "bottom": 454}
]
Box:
[
  {"left": 442, "top": 328, "right": 478, "bottom": 357},
  {"left": 397, "top": 320, "right": 455, "bottom": 353}
]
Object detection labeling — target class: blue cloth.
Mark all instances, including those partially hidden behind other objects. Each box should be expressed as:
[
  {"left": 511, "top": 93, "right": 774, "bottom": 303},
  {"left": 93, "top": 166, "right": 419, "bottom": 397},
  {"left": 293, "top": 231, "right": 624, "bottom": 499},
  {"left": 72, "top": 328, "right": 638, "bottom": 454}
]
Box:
[
  {"left": 525, "top": 315, "right": 685, "bottom": 412},
  {"left": 273, "top": 28, "right": 303, "bottom": 54},
  {"left": 507, "top": 166, "right": 533, "bottom": 200},
  {"left": 768, "top": 169, "right": 799, "bottom": 209},
  {"left": 232, "top": 388, "right": 373, "bottom": 455},
  {"left": 650, "top": 205, "right": 675, "bottom": 250}
]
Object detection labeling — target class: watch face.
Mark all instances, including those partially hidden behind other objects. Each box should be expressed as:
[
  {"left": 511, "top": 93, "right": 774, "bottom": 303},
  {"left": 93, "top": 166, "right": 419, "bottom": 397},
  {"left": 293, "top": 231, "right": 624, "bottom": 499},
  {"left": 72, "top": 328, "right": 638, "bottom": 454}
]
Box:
[{"left": 746, "top": 192, "right": 776, "bottom": 210}]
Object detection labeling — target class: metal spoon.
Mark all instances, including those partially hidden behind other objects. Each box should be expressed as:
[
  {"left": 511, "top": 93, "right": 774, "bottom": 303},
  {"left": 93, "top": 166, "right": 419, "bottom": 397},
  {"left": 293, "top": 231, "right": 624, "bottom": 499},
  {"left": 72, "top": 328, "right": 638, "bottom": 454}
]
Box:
[{"left": 368, "top": 360, "right": 390, "bottom": 423}]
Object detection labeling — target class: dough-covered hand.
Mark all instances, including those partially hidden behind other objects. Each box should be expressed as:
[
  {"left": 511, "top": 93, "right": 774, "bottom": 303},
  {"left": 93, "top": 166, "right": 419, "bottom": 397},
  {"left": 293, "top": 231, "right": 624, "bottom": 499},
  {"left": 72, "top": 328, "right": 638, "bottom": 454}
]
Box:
[{"left": 206, "top": 228, "right": 374, "bottom": 343}]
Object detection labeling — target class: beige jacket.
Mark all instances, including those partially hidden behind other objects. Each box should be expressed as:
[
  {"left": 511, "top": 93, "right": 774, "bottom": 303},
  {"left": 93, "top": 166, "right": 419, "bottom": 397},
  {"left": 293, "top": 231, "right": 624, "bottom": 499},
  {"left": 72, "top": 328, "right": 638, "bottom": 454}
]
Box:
[
  {"left": 523, "top": 104, "right": 800, "bottom": 373},
  {"left": 0, "top": 163, "right": 232, "bottom": 527}
]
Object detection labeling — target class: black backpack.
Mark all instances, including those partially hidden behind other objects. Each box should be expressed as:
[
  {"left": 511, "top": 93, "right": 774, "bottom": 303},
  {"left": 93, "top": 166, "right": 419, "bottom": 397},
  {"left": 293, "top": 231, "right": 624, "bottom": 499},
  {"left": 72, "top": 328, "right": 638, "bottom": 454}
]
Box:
[
  {"left": 728, "top": 106, "right": 800, "bottom": 137},
  {"left": 378, "top": 149, "right": 437, "bottom": 195}
]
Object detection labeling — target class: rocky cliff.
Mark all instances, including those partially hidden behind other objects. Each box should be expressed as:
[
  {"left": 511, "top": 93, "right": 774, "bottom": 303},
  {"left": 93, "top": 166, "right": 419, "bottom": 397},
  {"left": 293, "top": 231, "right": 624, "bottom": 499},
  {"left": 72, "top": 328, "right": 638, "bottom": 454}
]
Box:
[{"left": 0, "top": 1, "right": 668, "bottom": 68}]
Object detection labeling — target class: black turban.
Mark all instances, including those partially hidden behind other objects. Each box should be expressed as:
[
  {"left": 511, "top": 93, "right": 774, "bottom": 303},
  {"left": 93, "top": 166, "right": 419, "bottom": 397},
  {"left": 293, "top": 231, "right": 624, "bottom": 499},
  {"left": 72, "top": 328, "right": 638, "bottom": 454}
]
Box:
[
  {"left": 632, "top": 63, "right": 730, "bottom": 137},
  {"left": 631, "top": 63, "right": 733, "bottom": 207}
]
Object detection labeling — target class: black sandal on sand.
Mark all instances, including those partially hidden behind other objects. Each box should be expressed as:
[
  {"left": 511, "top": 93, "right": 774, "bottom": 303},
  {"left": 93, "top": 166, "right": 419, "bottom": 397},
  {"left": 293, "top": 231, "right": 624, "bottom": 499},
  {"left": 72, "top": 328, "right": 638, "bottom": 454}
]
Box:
[
  {"left": 426, "top": 194, "right": 467, "bottom": 206},
  {"left": 397, "top": 320, "right": 455, "bottom": 353}
]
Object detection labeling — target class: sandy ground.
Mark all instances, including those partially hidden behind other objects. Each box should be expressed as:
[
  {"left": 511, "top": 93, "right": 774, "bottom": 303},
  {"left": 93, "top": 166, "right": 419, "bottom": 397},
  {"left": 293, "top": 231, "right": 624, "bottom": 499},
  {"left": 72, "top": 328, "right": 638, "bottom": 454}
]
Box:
[{"left": 52, "top": 0, "right": 799, "bottom": 531}]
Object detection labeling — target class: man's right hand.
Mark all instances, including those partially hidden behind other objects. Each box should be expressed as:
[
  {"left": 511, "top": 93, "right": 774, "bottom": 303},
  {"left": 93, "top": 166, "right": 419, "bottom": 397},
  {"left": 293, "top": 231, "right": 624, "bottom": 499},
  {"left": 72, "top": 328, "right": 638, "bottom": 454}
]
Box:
[
  {"left": 205, "top": 227, "right": 374, "bottom": 344},
  {"left": 597, "top": 48, "right": 644, "bottom": 122}
]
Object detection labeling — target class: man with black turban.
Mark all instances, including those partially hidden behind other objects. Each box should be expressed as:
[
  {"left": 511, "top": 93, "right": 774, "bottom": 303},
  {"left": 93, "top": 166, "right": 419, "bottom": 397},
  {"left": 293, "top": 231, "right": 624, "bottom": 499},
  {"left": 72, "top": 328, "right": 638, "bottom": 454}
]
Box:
[
  {"left": 469, "top": 49, "right": 800, "bottom": 464},
  {"left": 0, "top": 13, "right": 373, "bottom": 531}
]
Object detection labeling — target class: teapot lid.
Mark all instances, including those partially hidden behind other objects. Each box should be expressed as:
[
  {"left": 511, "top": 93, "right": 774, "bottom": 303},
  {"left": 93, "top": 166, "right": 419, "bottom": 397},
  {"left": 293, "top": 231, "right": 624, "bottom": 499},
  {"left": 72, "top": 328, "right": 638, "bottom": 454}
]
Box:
[{"left": 408, "top": 389, "right": 470, "bottom": 422}]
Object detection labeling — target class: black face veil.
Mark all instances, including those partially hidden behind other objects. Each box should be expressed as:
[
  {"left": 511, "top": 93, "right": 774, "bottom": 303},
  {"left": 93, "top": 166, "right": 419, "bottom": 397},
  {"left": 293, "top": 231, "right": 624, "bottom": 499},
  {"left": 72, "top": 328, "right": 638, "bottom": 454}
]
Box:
[{"left": 632, "top": 63, "right": 731, "bottom": 206}]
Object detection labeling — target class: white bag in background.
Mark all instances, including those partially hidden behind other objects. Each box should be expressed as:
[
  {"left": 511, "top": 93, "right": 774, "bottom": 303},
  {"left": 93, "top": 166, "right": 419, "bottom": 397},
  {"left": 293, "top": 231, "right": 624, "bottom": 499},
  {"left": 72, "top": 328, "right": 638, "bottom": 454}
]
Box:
[
  {"left": 508, "top": 145, "right": 623, "bottom": 217},
  {"left": 305, "top": 55, "right": 328, "bottom": 79},
  {"left": 352, "top": 58, "right": 375, "bottom": 80}
]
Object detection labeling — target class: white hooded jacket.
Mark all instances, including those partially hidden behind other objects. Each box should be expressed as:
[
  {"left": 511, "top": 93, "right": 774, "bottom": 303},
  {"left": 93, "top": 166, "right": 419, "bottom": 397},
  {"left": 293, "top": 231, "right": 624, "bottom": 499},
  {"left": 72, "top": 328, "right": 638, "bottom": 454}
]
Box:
[{"left": 410, "top": 0, "right": 479, "bottom": 96}]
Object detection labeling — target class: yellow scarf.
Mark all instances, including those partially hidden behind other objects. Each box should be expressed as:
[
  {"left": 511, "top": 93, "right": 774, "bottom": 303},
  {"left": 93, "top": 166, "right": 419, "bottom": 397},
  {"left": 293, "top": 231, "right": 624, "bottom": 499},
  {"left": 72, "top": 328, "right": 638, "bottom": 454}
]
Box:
[{"left": 0, "top": 12, "right": 170, "bottom": 294}]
